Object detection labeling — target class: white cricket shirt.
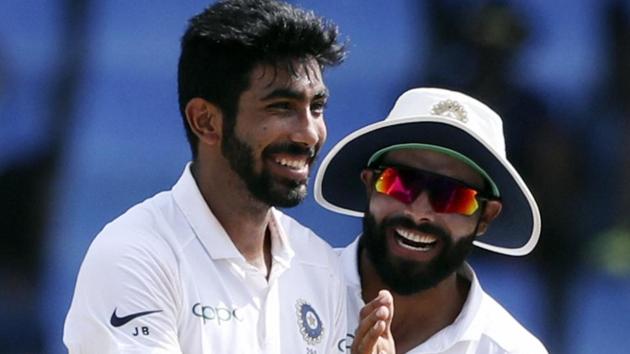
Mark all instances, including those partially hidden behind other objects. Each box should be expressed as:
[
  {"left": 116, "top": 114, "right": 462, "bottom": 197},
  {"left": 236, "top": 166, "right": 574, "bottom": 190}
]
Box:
[
  {"left": 64, "top": 164, "right": 347, "bottom": 354},
  {"left": 339, "top": 237, "right": 548, "bottom": 354}
]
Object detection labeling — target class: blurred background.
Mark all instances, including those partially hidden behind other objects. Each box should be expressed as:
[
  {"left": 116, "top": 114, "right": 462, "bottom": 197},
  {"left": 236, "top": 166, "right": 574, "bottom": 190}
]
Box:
[{"left": 2, "top": 0, "right": 630, "bottom": 353}]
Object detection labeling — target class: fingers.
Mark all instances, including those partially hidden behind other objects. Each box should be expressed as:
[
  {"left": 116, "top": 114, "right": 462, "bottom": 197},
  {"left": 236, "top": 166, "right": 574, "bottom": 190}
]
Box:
[
  {"left": 351, "top": 290, "right": 396, "bottom": 354},
  {"left": 354, "top": 304, "right": 389, "bottom": 349},
  {"left": 355, "top": 291, "right": 391, "bottom": 342},
  {"left": 359, "top": 289, "right": 393, "bottom": 321},
  {"left": 379, "top": 290, "right": 394, "bottom": 333},
  {"left": 351, "top": 314, "right": 387, "bottom": 354}
]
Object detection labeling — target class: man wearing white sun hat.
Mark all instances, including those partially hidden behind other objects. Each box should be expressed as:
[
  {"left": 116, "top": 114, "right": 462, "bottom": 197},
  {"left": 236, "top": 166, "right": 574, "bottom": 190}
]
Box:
[{"left": 314, "top": 88, "right": 547, "bottom": 353}]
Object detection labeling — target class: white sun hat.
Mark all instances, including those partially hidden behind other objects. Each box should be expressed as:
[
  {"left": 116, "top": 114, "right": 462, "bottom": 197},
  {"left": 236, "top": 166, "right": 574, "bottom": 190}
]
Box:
[{"left": 314, "top": 87, "right": 541, "bottom": 256}]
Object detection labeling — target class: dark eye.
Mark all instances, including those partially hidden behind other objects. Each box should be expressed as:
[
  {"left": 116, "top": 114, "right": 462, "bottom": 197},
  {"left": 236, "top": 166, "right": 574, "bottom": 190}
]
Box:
[
  {"left": 268, "top": 101, "right": 291, "bottom": 110},
  {"left": 311, "top": 100, "right": 327, "bottom": 114}
]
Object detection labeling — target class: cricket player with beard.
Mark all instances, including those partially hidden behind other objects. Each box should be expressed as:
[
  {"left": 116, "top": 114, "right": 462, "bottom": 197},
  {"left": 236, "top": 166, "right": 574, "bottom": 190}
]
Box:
[
  {"left": 315, "top": 88, "right": 548, "bottom": 353},
  {"left": 64, "top": 1, "right": 348, "bottom": 352}
]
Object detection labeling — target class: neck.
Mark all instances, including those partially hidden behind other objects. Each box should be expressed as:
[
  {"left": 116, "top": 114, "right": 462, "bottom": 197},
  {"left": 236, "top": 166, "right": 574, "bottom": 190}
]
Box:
[
  {"left": 191, "top": 160, "right": 272, "bottom": 275},
  {"left": 359, "top": 249, "right": 470, "bottom": 353}
]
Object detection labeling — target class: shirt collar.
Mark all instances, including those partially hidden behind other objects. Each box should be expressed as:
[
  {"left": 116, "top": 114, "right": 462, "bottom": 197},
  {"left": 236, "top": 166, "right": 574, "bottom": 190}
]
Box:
[
  {"left": 268, "top": 209, "right": 295, "bottom": 269},
  {"left": 172, "top": 163, "right": 241, "bottom": 260},
  {"left": 408, "top": 263, "right": 485, "bottom": 352},
  {"left": 172, "top": 163, "right": 295, "bottom": 265},
  {"left": 430, "top": 263, "right": 484, "bottom": 347},
  {"left": 339, "top": 235, "right": 363, "bottom": 292}
]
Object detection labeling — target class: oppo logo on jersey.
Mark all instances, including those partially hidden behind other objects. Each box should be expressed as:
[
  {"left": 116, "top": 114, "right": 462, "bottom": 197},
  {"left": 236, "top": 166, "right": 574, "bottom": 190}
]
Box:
[
  {"left": 192, "top": 302, "right": 243, "bottom": 325},
  {"left": 337, "top": 333, "right": 354, "bottom": 352}
]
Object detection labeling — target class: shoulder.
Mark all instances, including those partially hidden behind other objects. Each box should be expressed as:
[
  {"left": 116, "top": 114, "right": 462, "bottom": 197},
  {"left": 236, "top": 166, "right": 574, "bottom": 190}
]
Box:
[
  {"left": 274, "top": 210, "right": 335, "bottom": 252},
  {"left": 274, "top": 211, "right": 341, "bottom": 269},
  {"left": 65, "top": 193, "right": 183, "bottom": 346},
  {"left": 478, "top": 292, "right": 548, "bottom": 354},
  {"left": 103, "top": 190, "right": 173, "bottom": 237},
  {"left": 81, "top": 191, "right": 179, "bottom": 279}
]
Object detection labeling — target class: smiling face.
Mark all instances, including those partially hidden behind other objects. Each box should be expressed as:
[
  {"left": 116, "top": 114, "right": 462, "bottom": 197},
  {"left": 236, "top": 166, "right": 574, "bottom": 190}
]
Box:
[
  {"left": 360, "top": 149, "right": 501, "bottom": 294},
  {"left": 221, "top": 58, "right": 328, "bottom": 207}
]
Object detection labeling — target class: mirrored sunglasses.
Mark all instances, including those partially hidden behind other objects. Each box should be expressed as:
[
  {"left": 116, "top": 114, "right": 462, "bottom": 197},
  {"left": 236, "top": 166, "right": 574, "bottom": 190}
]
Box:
[{"left": 371, "top": 165, "right": 491, "bottom": 216}]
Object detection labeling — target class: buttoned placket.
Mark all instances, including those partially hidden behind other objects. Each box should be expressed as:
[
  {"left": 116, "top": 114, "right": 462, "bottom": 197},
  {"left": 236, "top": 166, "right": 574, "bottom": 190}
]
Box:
[
  {"left": 232, "top": 253, "right": 289, "bottom": 353},
  {"left": 228, "top": 214, "right": 292, "bottom": 353}
]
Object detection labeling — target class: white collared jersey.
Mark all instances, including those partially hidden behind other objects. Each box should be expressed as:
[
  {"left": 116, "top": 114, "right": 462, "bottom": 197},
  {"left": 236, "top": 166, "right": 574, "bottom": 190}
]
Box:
[
  {"left": 64, "top": 164, "right": 347, "bottom": 354},
  {"left": 339, "top": 237, "right": 547, "bottom": 354}
]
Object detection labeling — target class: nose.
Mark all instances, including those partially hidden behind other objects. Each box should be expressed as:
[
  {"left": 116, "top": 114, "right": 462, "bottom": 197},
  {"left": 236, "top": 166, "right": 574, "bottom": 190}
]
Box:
[
  {"left": 290, "top": 110, "right": 325, "bottom": 147},
  {"left": 405, "top": 190, "right": 436, "bottom": 222}
]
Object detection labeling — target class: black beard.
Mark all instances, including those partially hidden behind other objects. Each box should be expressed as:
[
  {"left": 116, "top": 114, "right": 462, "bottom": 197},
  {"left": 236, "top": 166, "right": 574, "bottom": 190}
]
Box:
[
  {"left": 221, "top": 129, "right": 315, "bottom": 208},
  {"left": 361, "top": 213, "right": 476, "bottom": 295}
]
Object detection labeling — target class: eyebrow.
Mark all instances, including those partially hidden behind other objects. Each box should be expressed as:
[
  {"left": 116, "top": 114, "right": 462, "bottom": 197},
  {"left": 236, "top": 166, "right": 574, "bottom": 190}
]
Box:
[{"left": 261, "top": 88, "right": 329, "bottom": 101}]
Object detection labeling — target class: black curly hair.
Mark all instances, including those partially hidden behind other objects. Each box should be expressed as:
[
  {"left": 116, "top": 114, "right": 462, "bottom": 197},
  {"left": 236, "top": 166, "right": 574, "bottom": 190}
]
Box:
[{"left": 178, "top": 0, "right": 347, "bottom": 158}]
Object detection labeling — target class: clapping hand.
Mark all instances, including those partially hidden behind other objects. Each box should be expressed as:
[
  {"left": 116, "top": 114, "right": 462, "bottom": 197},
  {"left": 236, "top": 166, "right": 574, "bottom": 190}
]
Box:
[{"left": 351, "top": 290, "right": 395, "bottom": 354}]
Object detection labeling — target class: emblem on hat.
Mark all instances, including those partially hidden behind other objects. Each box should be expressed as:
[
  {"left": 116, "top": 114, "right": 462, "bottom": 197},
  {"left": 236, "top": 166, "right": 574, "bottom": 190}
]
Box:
[
  {"left": 431, "top": 99, "right": 468, "bottom": 122},
  {"left": 296, "top": 299, "right": 324, "bottom": 345}
]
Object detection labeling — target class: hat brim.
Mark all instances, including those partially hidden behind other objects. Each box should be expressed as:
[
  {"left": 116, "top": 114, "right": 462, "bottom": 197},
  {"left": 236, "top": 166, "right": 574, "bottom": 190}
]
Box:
[{"left": 314, "top": 115, "right": 541, "bottom": 256}]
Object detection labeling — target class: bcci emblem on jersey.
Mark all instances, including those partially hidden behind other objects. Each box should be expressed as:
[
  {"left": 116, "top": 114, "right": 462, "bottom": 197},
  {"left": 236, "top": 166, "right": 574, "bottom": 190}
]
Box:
[{"left": 296, "top": 299, "right": 324, "bottom": 345}]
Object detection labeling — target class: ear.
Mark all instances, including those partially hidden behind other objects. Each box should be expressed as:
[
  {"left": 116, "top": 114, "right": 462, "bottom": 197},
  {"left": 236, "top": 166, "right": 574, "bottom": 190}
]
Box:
[
  {"left": 360, "top": 169, "right": 374, "bottom": 192},
  {"left": 185, "top": 97, "right": 223, "bottom": 147},
  {"left": 475, "top": 200, "right": 502, "bottom": 236}
]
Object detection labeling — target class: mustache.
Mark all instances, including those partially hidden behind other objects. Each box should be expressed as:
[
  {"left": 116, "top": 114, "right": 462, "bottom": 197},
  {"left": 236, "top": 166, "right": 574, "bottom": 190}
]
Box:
[
  {"left": 382, "top": 215, "right": 451, "bottom": 242},
  {"left": 264, "top": 142, "right": 318, "bottom": 159}
]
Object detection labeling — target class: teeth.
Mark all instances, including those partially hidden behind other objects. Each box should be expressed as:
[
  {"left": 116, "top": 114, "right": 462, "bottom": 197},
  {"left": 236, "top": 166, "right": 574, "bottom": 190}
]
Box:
[
  {"left": 396, "top": 228, "right": 437, "bottom": 244},
  {"left": 276, "top": 158, "right": 307, "bottom": 169},
  {"left": 397, "top": 239, "right": 432, "bottom": 251}
]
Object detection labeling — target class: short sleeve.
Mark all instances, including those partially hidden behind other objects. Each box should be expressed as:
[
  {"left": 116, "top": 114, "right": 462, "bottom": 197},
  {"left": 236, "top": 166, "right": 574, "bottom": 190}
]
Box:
[{"left": 63, "top": 221, "right": 183, "bottom": 354}]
